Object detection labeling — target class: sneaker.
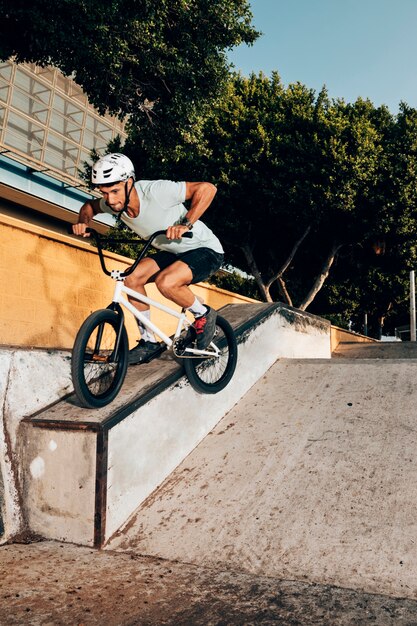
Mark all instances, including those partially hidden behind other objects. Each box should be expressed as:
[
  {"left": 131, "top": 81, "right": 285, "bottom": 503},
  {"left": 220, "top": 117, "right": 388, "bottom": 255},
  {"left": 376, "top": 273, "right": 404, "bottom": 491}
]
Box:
[
  {"left": 128, "top": 339, "right": 164, "bottom": 365},
  {"left": 193, "top": 306, "right": 217, "bottom": 350}
]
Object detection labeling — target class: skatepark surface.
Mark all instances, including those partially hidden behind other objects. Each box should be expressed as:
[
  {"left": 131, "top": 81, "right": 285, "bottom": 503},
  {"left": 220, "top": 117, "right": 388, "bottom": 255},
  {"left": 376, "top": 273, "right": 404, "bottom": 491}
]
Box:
[{"left": 3, "top": 341, "right": 417, "bottom": 625}]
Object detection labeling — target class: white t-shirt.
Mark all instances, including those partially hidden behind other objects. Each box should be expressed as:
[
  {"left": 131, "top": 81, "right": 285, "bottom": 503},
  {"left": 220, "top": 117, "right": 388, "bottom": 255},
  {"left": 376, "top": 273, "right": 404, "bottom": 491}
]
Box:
[{"left": 99, "top": 180, "right": 223, "bottom": 254}]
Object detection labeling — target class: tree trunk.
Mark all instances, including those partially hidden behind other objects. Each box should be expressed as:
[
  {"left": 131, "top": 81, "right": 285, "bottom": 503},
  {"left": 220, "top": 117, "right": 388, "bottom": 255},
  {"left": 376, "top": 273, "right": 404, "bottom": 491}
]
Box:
[
  {"left": 298, "top": 242, "right": 343, "bottom": 311},
  {"left": 276, "top": 277, "right": 293, "bottom": 307},
  {"left": 265, "top": 225, "right": 311, "bottom": 306},
  {"left": 241, "top": 244, "right": 272, "bottom": 302}
]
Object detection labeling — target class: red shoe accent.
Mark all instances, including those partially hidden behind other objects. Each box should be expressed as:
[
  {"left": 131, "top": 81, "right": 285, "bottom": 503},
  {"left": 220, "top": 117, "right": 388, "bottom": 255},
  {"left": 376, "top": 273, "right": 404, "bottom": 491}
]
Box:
[{"left": 193, "top": 315, "right": 207, "bottom": 334}]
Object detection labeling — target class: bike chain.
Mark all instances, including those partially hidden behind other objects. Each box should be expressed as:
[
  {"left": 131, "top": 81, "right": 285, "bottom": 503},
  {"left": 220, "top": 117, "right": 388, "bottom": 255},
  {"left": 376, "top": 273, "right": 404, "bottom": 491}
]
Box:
[{"left": 173, "top": 335, "right": 214, "bottom": 359}]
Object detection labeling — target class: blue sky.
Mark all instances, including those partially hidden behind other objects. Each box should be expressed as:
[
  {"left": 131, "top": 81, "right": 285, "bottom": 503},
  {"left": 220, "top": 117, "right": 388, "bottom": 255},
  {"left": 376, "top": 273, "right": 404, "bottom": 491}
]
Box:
[{"left": 228, "top": 0, "right": 417, "bottom": 113}]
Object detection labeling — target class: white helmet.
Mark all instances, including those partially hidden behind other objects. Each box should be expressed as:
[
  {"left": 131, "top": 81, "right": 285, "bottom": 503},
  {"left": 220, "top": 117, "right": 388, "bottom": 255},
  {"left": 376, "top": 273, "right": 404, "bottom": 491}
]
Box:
[{"left": 91, "top": 153, "right": 135, "bottom": 185}]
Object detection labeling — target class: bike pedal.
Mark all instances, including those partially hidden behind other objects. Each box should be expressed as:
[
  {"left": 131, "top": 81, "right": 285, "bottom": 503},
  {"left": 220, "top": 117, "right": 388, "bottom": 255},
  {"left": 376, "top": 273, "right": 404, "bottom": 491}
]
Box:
[
  {"left": 129, "top": 344, "right": 166, "bottom": 366},
  {"left": 145, "top": 345, "right": 166, "bottom": 362}
]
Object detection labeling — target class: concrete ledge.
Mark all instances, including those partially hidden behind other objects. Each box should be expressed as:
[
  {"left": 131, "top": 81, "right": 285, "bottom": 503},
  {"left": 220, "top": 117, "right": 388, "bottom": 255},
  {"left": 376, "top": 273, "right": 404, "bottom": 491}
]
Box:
[
  {"left": 17, "top": 303, "right": 330, "bottom": 547},
  {"left": 0, "top": 348, "right": 72, "bottom": 542},
  {"left": 331, "top": 325, "right": 378, "bottom": 351}
]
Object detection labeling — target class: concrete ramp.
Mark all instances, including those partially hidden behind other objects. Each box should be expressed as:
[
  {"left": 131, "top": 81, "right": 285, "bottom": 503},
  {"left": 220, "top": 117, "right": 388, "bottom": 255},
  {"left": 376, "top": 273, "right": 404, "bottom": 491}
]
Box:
[
  {"left": 19, "top": 303, "right": 329, "bottom": 547},
  {"left": 107, "top": 350, "right": 417, "bottom": 600}
]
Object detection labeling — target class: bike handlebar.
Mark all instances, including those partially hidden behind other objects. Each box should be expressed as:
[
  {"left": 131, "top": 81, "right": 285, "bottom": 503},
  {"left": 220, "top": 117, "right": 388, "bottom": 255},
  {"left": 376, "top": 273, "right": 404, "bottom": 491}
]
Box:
[{"left": 70, "top": 226, "right": 193, "bottom": 278}]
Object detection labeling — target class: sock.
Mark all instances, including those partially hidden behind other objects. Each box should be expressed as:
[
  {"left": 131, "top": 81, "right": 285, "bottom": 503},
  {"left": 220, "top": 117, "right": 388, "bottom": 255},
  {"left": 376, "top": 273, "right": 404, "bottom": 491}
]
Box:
[
  {"left": 137, "top": 309, "right": 157, "bottom": 343},
  {"left": 187, "top": 297, "right": 208, "bottom": 319}
]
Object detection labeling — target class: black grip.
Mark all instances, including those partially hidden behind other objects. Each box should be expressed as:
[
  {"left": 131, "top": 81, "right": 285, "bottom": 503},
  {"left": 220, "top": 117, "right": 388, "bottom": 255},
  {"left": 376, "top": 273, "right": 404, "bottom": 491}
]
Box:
[
  {"left": 182, "top": 232, "right": 193, "bottom": 239},
  {"left": 67, "top": 225, "right": 96, "bottom": 237}
]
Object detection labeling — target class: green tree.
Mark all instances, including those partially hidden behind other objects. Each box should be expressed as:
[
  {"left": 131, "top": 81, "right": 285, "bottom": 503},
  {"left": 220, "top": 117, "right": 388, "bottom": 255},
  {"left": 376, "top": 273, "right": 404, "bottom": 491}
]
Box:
[
  {"left": 318, "top": 102, "right": 417, "bottom": 336},
  {"left": 0, "top": 0, "right": 258, "bottom": 135},
  {"left": 179, "top": 73, "right": 388, "bottom": 311}
]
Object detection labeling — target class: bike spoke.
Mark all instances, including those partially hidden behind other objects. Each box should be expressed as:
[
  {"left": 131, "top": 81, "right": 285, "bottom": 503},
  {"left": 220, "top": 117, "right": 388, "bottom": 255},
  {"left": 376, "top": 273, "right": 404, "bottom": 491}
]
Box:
[
  {"left": 183, "top": 317, "right": 237, "bottom": 393},
  {"left": 82, "top": 322, "right": 119, "bottom": 396},
  {"left": 72, "top": 310, "right": 128, "bottom": 408}
]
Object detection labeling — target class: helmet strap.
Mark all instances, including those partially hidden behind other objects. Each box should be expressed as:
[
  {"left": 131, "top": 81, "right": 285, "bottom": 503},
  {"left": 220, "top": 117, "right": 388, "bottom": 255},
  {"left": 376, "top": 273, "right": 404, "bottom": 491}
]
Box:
[{"left": 116, "top": 179, "right": 134, "bottom": 218}]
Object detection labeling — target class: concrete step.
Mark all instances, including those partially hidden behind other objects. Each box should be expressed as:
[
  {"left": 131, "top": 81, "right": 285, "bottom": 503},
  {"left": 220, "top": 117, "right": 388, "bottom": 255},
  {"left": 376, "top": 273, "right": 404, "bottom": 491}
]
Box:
[
  {"left": 333, "top": 340, "right": 417, "bottom": 359},
  {"left": 19, "top": 303, "right": 330, "bottom": 547}
]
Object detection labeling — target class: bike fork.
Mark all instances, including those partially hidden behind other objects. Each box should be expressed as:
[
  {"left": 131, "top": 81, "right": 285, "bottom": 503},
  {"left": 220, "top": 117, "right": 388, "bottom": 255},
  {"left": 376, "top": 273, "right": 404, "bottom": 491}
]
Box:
[{"left": 107, "top": 302, "right": 126, "bottom": 359}]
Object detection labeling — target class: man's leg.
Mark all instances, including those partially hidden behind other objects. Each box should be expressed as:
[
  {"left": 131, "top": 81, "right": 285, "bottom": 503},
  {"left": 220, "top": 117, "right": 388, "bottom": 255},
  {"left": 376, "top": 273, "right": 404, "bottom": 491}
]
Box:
[
  {"left": 154, "top": 260, "right": 196, "bottom": 308},
  {"left": 155, "top": 261, "right": 217, "bottom": 349},
  {"left": 125, "top": 258, "right": 165, "bottom": 363},
  {"left": 124, "top": 257, "right": 161, "bottom": 311}
]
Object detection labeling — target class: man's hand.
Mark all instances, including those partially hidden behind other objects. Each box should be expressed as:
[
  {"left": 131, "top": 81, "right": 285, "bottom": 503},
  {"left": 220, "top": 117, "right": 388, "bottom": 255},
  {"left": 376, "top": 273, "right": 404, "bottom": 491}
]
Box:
[
  {"left": 166, "top": 224, "right": 191, "bottom": 240},
  {"left": 72, "top": 223, "right": 91, "bottom": 237},
  {"left": 72, "top": 200, "right": 100, "bottom": 236}
]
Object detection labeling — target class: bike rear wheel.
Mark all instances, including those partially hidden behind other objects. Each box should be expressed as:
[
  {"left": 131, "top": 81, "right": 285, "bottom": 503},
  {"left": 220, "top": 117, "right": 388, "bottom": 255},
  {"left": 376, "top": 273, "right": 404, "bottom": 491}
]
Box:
[
  {"left": 183, "top": 315, "right": 237, "bottom": 394},
  {"left": 71, "top": 309, "right": 128, "bottom": 408}
]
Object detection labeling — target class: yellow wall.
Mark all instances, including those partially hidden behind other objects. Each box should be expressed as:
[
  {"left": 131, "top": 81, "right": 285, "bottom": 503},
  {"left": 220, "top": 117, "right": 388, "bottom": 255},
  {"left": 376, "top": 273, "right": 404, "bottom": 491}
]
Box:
[
  {"left": 0, "top": 214, "right": 258, "bottom": 350},
  {"left": 330, "top": 325, "right": 378, "bottom": 352}
]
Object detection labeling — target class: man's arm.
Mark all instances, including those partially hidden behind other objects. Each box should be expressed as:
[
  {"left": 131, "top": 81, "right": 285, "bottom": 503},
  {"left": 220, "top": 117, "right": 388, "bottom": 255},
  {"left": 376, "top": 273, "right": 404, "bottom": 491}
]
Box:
[
  {"left": 166, "top": 181, "right": 217, "bottom": 240},
  {"left": 184, "top": 181, "right": 217, "bottom": 224},
  {"left": 72, "top": 199, "right": 102, "bottom": 237}
]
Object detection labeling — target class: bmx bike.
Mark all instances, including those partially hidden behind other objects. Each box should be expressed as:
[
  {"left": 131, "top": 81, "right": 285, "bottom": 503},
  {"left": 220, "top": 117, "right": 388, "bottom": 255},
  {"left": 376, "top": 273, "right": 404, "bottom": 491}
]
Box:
[{"left": 71, "top": 228, "right": 238, "bottom": 408}]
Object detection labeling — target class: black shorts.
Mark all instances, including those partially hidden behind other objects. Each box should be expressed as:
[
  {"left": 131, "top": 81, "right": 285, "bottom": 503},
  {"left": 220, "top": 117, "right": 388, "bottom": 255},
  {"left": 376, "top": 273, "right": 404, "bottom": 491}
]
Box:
[{"left": 152, "top": 247, "right": 224, "bottom": 284}]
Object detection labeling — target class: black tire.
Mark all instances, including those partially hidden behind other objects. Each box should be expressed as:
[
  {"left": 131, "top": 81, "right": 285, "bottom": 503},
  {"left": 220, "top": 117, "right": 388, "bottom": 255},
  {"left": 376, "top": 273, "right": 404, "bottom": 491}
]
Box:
[
  {"left": 183, "top": 315, "right": 238, "bottom": 394},
  {"left": 71, "top": 309, "right": 128, "bottom": 408}
]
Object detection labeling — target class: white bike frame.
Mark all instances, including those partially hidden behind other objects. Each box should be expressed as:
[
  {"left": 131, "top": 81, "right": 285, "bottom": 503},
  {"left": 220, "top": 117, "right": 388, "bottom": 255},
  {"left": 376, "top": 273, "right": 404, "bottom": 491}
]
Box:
[{"left": 111, "top": 278, "right": 220, "bottom": 358}]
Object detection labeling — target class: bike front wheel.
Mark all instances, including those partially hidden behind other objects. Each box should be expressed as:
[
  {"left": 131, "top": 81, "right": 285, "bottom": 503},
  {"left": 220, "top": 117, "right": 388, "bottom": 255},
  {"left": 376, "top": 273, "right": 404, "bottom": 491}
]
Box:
[
  {"left": 183, "top": 315, "right": 238, "bottom": 394},
  {"left": 71, "top": 309, "right": 128, "bottom": 408}
]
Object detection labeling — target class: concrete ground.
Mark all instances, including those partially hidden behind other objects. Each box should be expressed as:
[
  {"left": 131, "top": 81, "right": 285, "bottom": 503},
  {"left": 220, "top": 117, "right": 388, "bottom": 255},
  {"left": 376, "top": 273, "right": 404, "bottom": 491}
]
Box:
[
  {"left": 2, "top": 540, "right": 417, "bottom": 625},
  {"left": 3, "top": 340, "right": 417, "bottom": 624}
]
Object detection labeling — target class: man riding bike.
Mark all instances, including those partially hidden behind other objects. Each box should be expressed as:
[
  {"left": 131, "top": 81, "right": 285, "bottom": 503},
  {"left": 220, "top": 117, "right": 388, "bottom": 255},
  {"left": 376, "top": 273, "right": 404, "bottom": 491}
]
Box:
[{"left": 72, "top": 153, "right": 224, "bottom": 364}]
